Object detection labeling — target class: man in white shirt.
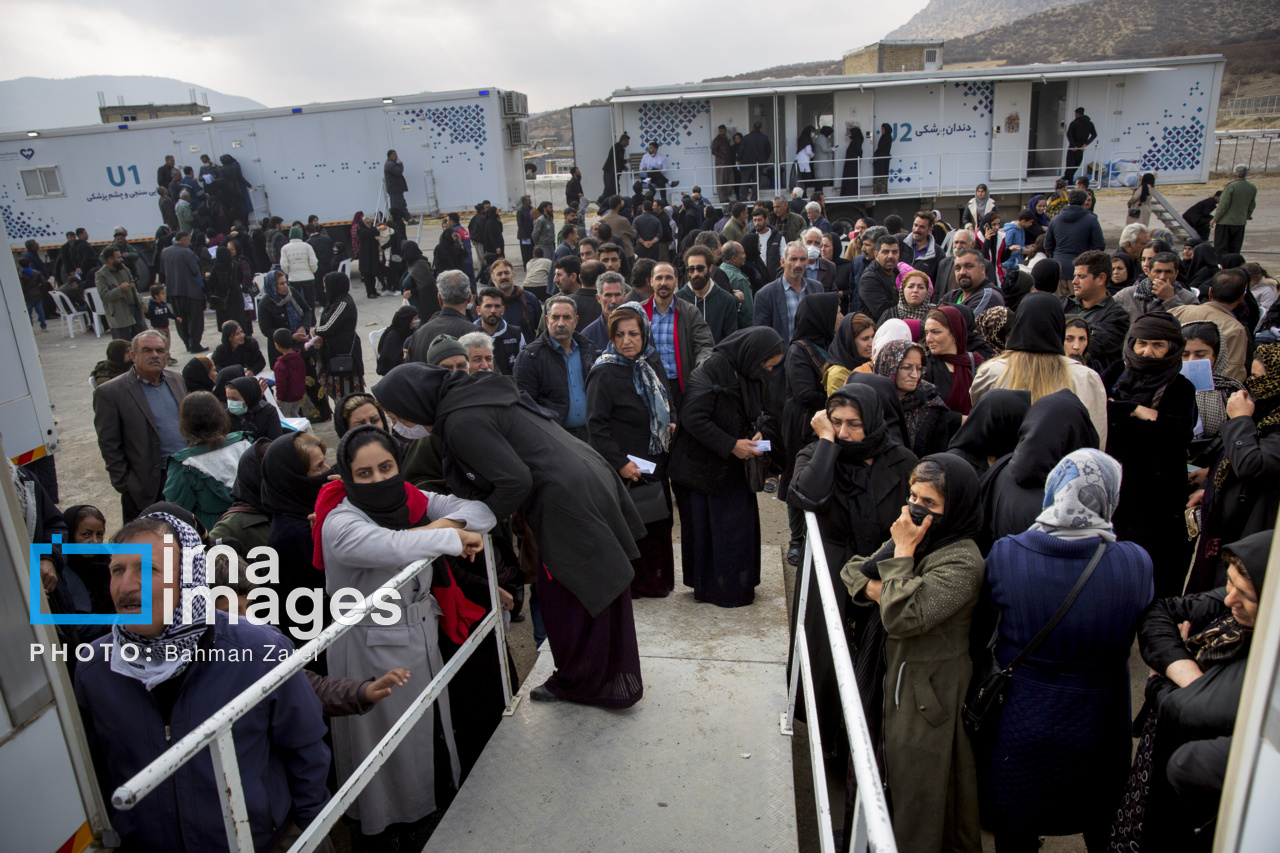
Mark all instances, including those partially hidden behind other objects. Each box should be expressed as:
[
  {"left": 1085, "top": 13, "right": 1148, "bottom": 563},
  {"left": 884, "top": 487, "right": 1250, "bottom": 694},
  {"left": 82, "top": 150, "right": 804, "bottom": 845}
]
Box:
[{"left": 639, "top": 142, "right": 678, "bottom": 201}]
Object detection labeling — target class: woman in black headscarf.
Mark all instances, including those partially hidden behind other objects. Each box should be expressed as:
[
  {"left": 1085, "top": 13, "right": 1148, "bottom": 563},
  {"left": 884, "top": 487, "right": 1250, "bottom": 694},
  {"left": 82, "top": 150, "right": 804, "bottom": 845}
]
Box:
[
  {"left": 844, "top": 373, "right": 912, "bottom": 447},
  {"left": 668, "top": 328, "right": 786, "bottom": 607},
  {"left": 840, "top": 453, "right": 985, "bottom": 852},
  {"left": 371, "top": 364, "right": 647, "bottom": 708},
  {"left": 782, "top": 293, "right": 841, "bottom": 563},
  {"left": 872, "top": 123, "right": 892, "bottom": 195},
  {"left": 209, "top": 239, "right": 252, "bottom": 333},
  {"left": 91, "top": 339, "right": 133, "bottom": 387},
  {"left": 840, "top": 125, "right": 864, "bottom": 197},
  {"left": 224, "top": 375, "right": 283, "bottom": 441},
  {"left": 399, "top": 240, "right": 438, "bottom": 318},
  {"left": 1126, "top": 172, "right": 1156, "bottom": 226},
  {"left": 259, "top": 431, "right": 334, "bottom": 624},
  {"left": 433, "top": 226, "right": 466, "bottom": 275},
  {"left": 1111, "top": 250, "right": 1137, "bottom": 295},
  {"left": 1104, "top": 312, "right": 1197, "bottom": 598},
  {"left": 377, "top": 305, "right": 418, "bottom": 376},
  {"left": 586, "top": 304, "right": 675, "bottom": 599},
  {"left": 353, "top": 212, "right": 381, "bottom": 299},
  {"left": 872, "top": 340, "right": 951, "bottom": 458},
  {"left": 1185, "top": 241, "right": 1220, "bottom": 300},
  {"left": 316, "top": 271, "right": 365, "bottom": 398},
  {"left": 1113, "top": 530, "right": 1271, "bottom": 851},
  {"left": 212, "top": 364, "right": 246, "bottom": 404},
  {"left": 947, "top": 389, "right": 1031, "bottom": 476},
  {"left": 787, "top": 383, "right": 917, "bottom": 772},
  {"left": 977, "top": 388, "right": 1098, "bottom": 552},
  {"left": 211, "top": 320, "right": 266, "bottom": 374},
  {"left": 180, "top": 355, "right": 215, "bottom": 394}
]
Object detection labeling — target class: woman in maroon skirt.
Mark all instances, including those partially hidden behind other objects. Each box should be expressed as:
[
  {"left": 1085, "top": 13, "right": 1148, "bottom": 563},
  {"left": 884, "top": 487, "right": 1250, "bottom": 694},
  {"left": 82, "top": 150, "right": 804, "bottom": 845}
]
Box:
[{"left": 586, "top": 302, "right": 676, "bottom": 597}]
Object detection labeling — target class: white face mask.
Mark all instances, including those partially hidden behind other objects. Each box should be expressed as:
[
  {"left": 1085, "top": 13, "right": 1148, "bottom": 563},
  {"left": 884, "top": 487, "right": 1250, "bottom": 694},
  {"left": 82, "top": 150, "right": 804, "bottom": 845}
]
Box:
[
  {"left": 227, "top": 401, "right": 247, "bottom": 416},
  {"left": 806, "top": 244, "right": 821, "bottom": 261},
  {"left": 392, "top": 421, "right": 429, "bottom": 440}
]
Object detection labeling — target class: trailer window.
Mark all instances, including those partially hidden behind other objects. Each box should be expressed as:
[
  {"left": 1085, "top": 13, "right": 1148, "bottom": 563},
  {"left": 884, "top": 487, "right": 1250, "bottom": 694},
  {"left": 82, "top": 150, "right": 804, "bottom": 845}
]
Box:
[{"left": 19, "top": 167, "right": 64, "bottom": 200}]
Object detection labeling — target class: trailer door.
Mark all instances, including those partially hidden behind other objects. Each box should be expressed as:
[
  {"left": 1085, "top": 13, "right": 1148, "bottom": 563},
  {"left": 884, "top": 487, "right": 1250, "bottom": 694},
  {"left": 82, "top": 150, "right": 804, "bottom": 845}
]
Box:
[
  {"left": 214, "top": 124, "right": 263, "bottom": 216},
  {"left": 833, "top": 89, "right": 874, "bottom": 197},
  {"left": 170, "top": 128, "right": 214, "bottom": 173},
  {"left": 990, "top": 82, "right": 1032, "bottom": 182},
  {"left": 572, "top": 106, "right": 614, "bottom": 205}
]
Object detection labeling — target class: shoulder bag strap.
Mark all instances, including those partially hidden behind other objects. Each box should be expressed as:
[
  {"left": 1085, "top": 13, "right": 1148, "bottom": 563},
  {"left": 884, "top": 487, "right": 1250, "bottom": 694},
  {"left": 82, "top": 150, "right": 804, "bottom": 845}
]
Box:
[{"left": 1003, "top": 541, "right": 1107, "bottom": 674}]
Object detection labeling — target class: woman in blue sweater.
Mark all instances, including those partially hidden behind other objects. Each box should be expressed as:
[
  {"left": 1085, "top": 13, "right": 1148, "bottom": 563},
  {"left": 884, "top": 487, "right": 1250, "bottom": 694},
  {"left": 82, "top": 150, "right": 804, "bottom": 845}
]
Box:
[{"left": 977, "top": 448, "right": 1154, "bottom": 852}]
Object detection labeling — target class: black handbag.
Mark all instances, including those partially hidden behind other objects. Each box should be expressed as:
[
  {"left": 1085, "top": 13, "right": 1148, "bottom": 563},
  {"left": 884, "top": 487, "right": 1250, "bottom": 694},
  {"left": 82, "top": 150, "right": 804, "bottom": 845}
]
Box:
[
  {"left": 326, "top": 338, "right": 358, "bottom": 375},
  {"left": 627, "top": 475, "right": 669, "bottom": 525},
  {"left": 962, "top": 541, "right": 1106, "bottom": 735}
]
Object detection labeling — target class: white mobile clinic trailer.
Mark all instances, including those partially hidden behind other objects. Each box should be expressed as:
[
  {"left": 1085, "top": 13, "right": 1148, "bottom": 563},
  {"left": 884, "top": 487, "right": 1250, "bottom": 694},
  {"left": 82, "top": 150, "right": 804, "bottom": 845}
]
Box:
[
  {"left": 0, "top": 87, "right": 531, "bottom": 249},
  {"left": 575, "top": 55, "right": 1225, "bottom": 227}
]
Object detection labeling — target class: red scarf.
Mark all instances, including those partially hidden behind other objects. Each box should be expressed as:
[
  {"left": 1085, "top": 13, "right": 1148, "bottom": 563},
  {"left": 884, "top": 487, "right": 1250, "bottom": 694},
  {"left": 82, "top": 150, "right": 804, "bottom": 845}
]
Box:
[
  {"left": 312, "top": 480, "right": 485, "bottom": 643},
  {"left": 642, "top": 296, "right": 685, "bottom": 390},
  {"left": 934, "top": 305, "right": 983, "bottom": 415}
]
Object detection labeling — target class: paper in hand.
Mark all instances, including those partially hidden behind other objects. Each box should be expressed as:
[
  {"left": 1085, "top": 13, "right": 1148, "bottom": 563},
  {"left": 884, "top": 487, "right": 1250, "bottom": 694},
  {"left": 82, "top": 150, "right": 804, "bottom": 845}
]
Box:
[
  {"left": 754, "top": 440, "right": 772, "bottom": 452},
  {"left": 1180, "top": 358, "right": 1214, "bottom": 392},
  {"left": 627, "top": 455, "right": 657, "bottom": 474}
]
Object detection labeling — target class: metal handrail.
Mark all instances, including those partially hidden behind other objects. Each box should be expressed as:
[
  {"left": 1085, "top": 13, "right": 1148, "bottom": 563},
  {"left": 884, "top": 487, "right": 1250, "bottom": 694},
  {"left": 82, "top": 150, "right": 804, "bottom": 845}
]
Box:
[
  {"left": 111, "top": 534, "right": 515, "bottom": 853},
  {"left": 783, "top": 512, "right": 897, "bottom": 853}
]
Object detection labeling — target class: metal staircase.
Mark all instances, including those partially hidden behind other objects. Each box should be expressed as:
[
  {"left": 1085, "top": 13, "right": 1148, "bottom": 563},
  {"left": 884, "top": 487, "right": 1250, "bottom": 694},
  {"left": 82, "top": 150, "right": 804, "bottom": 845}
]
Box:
[{"left": 1149, "top": 187, "right": 1196, "bottom": 242}]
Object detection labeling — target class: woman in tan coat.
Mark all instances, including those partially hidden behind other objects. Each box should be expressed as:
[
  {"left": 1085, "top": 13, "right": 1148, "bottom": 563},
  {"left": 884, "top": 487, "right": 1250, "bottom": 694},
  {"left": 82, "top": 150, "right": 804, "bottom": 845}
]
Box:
[{"left": 841, "top": 453, "right": 984, "bottom": 852}]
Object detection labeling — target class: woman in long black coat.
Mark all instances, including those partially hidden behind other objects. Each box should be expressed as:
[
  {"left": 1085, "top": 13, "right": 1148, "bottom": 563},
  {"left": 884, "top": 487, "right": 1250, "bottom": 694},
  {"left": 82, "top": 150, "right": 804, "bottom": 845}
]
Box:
[
  {"left": 315, "top": 271, "right": 365, "bottom": 398},
  {"left": 1103, "top": 313, "right": 1198, "bottom": 599},
  {"left": 872, "top": 123, "right": 892, "bottom": 195},
  {"left": 786, "top": 383, "right": 916, "bottom": 772},
  {"left": 371, "top": 364, "right": 647, "bottom": 708},
  {"left": 782, "top": 292, "right": 841, "bottom": 560},
  {"left": 668, "top": 327, "right": 785, "bottom": 608},
  {"left": 1185, "top": 342, "right": 1280, "bottom": 593},
  {"left": 353, "top": 212, "right": 381, "bottom": 298},
  {"left": 586, "top": 303, "right": 675, "bottom": 598},
  {"left": 840, "top": 125, "right": 864, "bottom": 196},
  {"left": 211, "top": 320, "right": 266, "bottom": 374}
]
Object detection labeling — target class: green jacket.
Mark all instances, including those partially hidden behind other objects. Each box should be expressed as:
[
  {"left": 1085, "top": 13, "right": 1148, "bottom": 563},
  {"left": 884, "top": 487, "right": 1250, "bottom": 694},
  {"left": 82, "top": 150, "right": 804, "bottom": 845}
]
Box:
[
  {"left": 208, "top": 507, "right": 271, "bottom": 554},
  {"left": 1212, "top": 178, "right": 1257, "bottom": 226},
  {"left": 100, "top": 240, "right": 140, "bottom": 265},
  {"left": 770, "top": 209, "right": 807, "bottom": 243},
  {"left": 94, "top": 264, "right": 147, "bottom": 330},
  {"left": 843, "top": 540, "right": 985, "bottom": 853},
  {"left": 164, "top": 432, "right": 253, "bottom": 531},
  {"left": 721, "top": 216, "right": 747, "bottom": 245},
  {"left": 720, "top": 261, "right": 755, "bottom": 329}
]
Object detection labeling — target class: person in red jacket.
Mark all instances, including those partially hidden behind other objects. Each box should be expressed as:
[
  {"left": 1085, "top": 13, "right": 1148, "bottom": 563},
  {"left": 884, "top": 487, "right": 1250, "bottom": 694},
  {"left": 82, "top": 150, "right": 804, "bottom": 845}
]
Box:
[{"left": 272, "top": 328, "right": 307, "bottom": 417}]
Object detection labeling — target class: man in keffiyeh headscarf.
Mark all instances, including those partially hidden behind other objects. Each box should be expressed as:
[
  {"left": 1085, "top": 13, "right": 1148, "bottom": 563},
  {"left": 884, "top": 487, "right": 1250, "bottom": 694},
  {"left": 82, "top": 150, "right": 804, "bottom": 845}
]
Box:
[{"left": 72, "top": 511, "right": 332, "bottom": 851}]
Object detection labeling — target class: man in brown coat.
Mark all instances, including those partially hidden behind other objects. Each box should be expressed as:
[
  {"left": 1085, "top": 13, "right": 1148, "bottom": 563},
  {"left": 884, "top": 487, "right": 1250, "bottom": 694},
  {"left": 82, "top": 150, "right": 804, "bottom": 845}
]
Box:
[
  {"left": 599, "top": 195, "right": 638, "bottom": 260},
  {"left": 92, "top": 330, "right": 188, "bottom": 521}
]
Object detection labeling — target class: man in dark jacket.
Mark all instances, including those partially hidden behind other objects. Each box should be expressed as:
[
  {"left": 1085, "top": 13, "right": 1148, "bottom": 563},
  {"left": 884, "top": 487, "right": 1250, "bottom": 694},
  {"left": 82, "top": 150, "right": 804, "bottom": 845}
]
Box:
[
  {"left": 306, "top": 225, "right": 333, "bottom": 298},
  {"left": 632, "top": 200, "right": 663, "bottom": 261},
  {"left": 156, "top": 155, "right": 176, "bottom": 190},
  {"left": 901, "top": 210, "right": 940, "bottom": 283},
  {"left": 74, "top": 514, "right": 331, "bottom": 853},
  {"left": 514, "top": 294, "right": 600, "bottom": 438},
  {"left": 738, "top": 122, "right": 772, "bottom": 202},
  {"left": 858, "top": 235, "right": 903, "bottom": 322},
  {"left": 489, "top": 258, "right": 541, "bottom": 344},
  {"left": 158, "top": 186, "right": 179, "bottom": 232},
  {"left": 384, "top": 149, "right": 409, "bottom": 217},
  {"left": 675, "top": 245, "right": 737, "bottom": 344},
  {"left": 581, "top": 272, "right": 627, "bottom": 350},
  {"left": 939, "top": 249, "right": 1005, "bottom": 315},
  {"left": 475, "top": 287, "right": 523, "bottom": 374},
  {"left": 406, "top": 270, "right": 477, "bottom": 362},
  {"left": 755, "top": 242, "right": 824, "bottom": 346},
  {"left": 640, "top": 263, "right": 714, "bottom": 410},
  {"left": 602, "top": 133, "right": 629, "bottom": 200},
  {"left": 484, "top": 207, "right": 505, "bottom": 258},
  {"left": 770, "top": 196, "right": 807, "bottom": 242},
  {"left": 801, "top": 227, "right": 837, "bottom": 292},
  {"left": 1044, "top": 190, "right": 1105, "bottom": 294},
  {"left": 1063, "top": 107, "right": 1097, "bottom": 182},
  {"left": 516, "top": 195, "right": 535, "bottom": 266},
  {"left": 934, "top": 230, "right": 998, "bottom": 303},
  {"left": 1182, "top": 191, "right": 1220, "bottom": 241},
  {"left": 742, "top": 207, "right": 783, "bottom": 290},
  {"left": 1063, "top": 249, "right": 1130, "bottom": 368},
  {"left": 468, "top": 202, "right": 489, "bottom": 262},
  {"left": 161, "top": 232, "right": 206, "bottom": 352}
]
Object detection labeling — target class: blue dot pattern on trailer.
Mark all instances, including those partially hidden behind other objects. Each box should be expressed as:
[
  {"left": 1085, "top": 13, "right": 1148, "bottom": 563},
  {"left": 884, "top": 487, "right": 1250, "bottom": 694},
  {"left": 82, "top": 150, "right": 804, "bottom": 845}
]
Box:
[
  {"left": 636, "top": 100, "right": 711, "bottom": 151},
  {"left": 389, "top": 105, "right": 489, "bottom": 170},
  {"left": 954, "top": 81, "right": 994, "bottom": 120},
  {"left": 1, "top": 182, "right": 61, "bottom": 239}
]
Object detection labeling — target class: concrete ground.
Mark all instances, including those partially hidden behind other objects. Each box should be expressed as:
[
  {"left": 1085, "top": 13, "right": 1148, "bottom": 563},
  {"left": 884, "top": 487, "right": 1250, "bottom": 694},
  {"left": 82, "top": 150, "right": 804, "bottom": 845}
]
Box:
[{"left": 24, "top": 177, "right": 1278, "bottom": 852}]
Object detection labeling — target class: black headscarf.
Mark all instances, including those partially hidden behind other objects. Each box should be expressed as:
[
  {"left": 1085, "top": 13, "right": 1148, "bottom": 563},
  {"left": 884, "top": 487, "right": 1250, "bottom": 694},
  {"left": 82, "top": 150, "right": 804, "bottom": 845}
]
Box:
[
  {"left": 1222, "top": 530, "right": 1271, "bottom": 596},
  {"left": 259, "top": 433, "right": 331, "bottom": 517},
  {"left": 372, "top": 364, "right": 545, "bottom": 432},
  {"left": 389, "top": 304, "right": 418, "bottom": 338},
  {"left": 227, "top": 376, "right": 264, "bottom": 410},
  {"left": 825, "top": 384, "right": 895, "bottom": 463},
  {"left": 843, "top": 373, "right": 910, "bottom": 448},
  {"left": 230, "top": 437, "right": 272, "bottom": 510},
  {"left": 333, "top": 392, "right": 390, "bottom": 438},
  {"left": 324, "top": 271, "right": 351, "bottom": 304},
  {"left": 1111, "top": 250, "right": 1137, "bottom": 288},
  {"left": 689, "top": 327, "right": 786, "bottom": 424},
  {"left": 915, "top": 452, "right": 984, "bottom": 556},
  {"left": 401, "top": 240, "right": 424, "bottom": 267},
  {"left": 182, "top": 357, "right": 215, "bottom": 394},
  {"left": 1110, "top": 313, "right": 1185, "bottom": 407},
  {"left": 1186, "top": 242, "right": 1220, "bottom": 297},
  {"left": 828, "top": 313, "right": 873, "bottom": 370},
  {"left": 791, "top": 292, "right": 840, "bottom": 352},
  {"left": 1005, "top": 292, "right": 1066, "bottom": 354},
  {"left": 947, "top": 389, "right": 1032, "bottom": 474},
  {"left": 1005, "top": 389, "right": 1098, "bottom": 488},
  {"left": 334, "top": 425, "right": 421, "bottom": 530},
  {"left": 213, "top": 365, "right": 245, "bottom": 403},
  {"left": 1031, "top": 259, "right": 1061, "bottom": 293}
]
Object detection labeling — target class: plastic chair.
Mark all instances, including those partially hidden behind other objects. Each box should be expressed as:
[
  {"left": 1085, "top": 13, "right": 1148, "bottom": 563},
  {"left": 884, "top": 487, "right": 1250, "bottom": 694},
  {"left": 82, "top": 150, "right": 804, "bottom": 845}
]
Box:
[
  {"left": 83, "top": 287, "right": 107, "bottom": 337},
  {"left": 369, "top": 328, "right": 384, "bottom": 351},
  {"left": 338, "top": 259, "right": 352, "bottom": 279},
  {"left": 89, "top": 376, "right": 96, "bottom": 389},
  {"left": 49, "top": 290, "right": 88, "bottom": 338}
]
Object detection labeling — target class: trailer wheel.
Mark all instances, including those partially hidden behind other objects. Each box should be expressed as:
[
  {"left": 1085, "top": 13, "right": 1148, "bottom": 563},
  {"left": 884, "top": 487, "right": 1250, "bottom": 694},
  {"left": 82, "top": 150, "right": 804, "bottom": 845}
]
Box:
[{"left": 828, "top": 205, "right": 868, "bottom": 238}]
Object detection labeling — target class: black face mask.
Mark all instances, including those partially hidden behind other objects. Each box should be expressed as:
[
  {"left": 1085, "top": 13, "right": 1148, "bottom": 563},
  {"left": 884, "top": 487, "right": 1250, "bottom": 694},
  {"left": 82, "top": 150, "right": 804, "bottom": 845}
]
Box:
[
  {"left": 909, "top": 502, "right": 941, "bottom": 527},
  {"left": 345, "top": 474, "right": 412, "bottom": 529}
]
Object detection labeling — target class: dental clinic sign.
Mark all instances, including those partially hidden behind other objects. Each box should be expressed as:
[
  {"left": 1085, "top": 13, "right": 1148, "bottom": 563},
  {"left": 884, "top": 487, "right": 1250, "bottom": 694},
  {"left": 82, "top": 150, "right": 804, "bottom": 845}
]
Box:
[{"left": 30, "top": 536, "right": 405, "bottom": 642}]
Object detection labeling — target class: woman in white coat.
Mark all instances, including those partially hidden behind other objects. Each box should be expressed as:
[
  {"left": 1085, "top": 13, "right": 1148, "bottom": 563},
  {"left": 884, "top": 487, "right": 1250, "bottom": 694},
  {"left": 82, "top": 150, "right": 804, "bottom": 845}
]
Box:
[
  {"left": 811, "top": 126, "right": 836, "bottom": 193},
  {"left": 316, "top": 424, "right": 496, "bottom": 843}
]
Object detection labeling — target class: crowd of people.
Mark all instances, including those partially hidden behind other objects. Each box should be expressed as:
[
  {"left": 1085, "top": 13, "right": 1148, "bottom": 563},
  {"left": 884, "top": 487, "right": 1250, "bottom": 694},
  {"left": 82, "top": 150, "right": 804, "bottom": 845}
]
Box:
[{"left": 12, "top": 144, "right": 1276, "bottom": 853}]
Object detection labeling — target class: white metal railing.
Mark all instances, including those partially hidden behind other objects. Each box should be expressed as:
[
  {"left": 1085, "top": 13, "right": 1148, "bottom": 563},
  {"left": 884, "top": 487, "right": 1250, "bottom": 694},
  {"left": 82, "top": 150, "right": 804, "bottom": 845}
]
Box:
[
  {"left": 1213, "top": 129, "right": 1280, "bottom": 174},
  {"left": 783, "top": 511, "right": 897, "bottom": 853},
  {"left": 110, "top": 534, "right": 516, "bottom": 853}
]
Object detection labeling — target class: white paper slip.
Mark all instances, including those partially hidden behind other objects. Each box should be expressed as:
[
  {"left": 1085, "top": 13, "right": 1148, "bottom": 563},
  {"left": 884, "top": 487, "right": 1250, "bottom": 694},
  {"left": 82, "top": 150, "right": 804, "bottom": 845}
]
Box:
[
  {"left": 627, "top": 455, "right": 657, "bottom": 474},
  {"left": 1180, "top": 357, "right": 1215, "bottom": 392},
  {"left": 754, "top": 440, "right": 772, "bottom": 452}
]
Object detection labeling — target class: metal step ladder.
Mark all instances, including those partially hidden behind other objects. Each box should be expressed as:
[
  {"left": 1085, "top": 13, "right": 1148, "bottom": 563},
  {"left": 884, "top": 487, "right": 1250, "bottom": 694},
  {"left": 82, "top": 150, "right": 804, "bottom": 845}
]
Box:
[
  {"left": 421, "top": 168, "right": 439, "bottom": 217},
  {"left": 1149, "top": 187, "right": 1195, "bottom": 242}
]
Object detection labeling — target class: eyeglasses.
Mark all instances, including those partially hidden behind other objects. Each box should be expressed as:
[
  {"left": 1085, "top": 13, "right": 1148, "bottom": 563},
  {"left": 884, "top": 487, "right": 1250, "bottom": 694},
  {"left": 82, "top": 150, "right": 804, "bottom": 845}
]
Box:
[
  {"left": 897, "top": 364, "right": 925, "bottom": 376},
  {"left": 687, "top": 264, "right": 708, "bottom": 272}
]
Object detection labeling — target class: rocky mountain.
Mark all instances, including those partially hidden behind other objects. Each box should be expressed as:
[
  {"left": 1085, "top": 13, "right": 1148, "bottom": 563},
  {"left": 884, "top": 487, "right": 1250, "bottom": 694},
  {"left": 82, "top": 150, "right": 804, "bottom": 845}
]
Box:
[
  {"left": 0, "top": 76, "right": 267, "bottom": 133},
  {"left": 885, "top": 0, "right": 1092, "bottom": 41},
  {"left": 946, "top": 0, "right": 1278, "bottom": 65}
]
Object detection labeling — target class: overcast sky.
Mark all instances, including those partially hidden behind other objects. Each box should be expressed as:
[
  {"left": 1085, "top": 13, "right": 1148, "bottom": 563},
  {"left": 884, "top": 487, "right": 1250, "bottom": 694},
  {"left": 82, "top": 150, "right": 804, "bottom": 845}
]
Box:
[{"left": 1, "top": 0, "right": 931, "bottom": 113}]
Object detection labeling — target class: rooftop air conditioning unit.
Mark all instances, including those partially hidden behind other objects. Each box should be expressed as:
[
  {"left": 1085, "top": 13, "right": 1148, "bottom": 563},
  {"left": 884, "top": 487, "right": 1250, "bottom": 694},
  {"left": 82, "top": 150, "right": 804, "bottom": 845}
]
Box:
[
  {"left": 500, "top": 91, "right": 529, "bottom": 117},
  {"left": 505, "top": 119, "right": 531, "bottom": 149}
]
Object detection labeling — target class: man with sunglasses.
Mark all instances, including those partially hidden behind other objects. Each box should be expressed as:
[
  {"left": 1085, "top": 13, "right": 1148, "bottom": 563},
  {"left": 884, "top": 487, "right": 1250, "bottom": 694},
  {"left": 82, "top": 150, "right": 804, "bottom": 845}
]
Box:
[{"left": 675, "top": 245, "right": 737, "bottom": 343}]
